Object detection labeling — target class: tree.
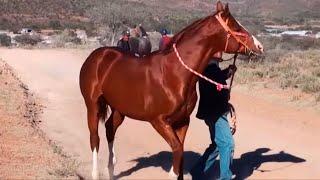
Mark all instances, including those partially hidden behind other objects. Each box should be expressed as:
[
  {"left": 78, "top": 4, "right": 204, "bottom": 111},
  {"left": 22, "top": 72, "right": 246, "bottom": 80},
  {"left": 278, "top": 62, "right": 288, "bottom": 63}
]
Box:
[{"left": 86, "top": 0, "right": 148, "bottom": 45}]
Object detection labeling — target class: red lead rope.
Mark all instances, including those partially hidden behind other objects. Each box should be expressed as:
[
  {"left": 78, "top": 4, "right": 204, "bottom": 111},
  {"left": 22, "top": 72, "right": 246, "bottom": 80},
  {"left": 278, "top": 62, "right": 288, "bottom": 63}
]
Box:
[{"left": 173, "top": 43, "right": 229, "bottom": 91}]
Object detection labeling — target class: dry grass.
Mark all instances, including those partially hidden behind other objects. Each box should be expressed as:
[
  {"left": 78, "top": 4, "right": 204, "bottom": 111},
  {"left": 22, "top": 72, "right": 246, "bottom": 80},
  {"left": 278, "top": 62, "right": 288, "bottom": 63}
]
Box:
[{"left": 231, "top": 49, "right": 320, "bottom": 102}]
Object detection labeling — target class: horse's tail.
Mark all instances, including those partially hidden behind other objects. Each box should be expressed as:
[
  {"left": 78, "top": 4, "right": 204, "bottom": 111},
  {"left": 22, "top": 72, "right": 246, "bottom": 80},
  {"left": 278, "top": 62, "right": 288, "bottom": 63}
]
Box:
[{"left": 98, "top": 96, "right": 109, "bottom": 122}]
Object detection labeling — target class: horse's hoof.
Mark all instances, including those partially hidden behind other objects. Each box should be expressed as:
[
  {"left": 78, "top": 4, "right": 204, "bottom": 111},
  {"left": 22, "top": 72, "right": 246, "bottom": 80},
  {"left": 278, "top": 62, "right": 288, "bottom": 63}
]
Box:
[
  {"left": 184, "top": 172, "right": 192, "bottom": 180},
  {"left": 91, "top": 170, "right": 99, "bottom": 180}
]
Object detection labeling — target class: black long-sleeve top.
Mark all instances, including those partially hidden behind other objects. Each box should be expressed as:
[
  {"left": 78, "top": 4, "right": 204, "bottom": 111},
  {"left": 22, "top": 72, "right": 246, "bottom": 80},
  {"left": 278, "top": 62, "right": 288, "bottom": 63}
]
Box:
[{"left": 196, "top": 62, "right": 231, "bottom": 120}]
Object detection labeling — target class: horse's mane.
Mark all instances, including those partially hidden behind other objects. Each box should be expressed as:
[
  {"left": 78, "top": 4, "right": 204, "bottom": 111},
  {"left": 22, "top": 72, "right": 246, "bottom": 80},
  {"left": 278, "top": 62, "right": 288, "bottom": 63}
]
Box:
[{"left": 163, "top": 12, "right": 218, "bottom": 52}]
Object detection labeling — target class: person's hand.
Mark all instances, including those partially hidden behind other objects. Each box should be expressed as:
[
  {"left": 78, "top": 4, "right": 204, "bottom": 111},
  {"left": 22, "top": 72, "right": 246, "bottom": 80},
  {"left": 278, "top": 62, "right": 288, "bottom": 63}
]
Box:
[{"left": 228, "top": 65, "right": 237, "bottom": 75}]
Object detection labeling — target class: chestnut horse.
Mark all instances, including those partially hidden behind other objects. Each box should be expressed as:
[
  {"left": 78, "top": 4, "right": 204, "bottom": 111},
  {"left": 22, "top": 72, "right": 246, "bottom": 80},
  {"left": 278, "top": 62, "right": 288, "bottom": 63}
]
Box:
[{"left": 79, "top": 1, "right": 263, "bottom": 179}]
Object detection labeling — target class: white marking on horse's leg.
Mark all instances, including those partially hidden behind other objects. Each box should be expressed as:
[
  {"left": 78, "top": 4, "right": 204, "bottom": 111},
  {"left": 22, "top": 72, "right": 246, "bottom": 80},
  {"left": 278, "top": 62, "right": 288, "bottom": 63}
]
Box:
[
  {"left": 108, "top": 141, "right": 116, "bottom": 165},
  {"left": 108, "top": 141, "right": 116, "bottom": 180},
  {"left": 252, "top": 35, "right": 264, "bottom": 52},
  {"left": 169, "top": 166, "right": 178, "bottom": 179},
  {"left": 92, "top": 148, "right": 99, "bottom": 180}
]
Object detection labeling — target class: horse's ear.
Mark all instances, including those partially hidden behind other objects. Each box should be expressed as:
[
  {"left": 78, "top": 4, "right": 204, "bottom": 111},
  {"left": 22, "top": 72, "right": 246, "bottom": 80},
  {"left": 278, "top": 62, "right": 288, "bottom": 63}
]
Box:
[
  {"left": 225, "top": 3, "right": 230, "bottom": 14},
  {"left": 216, "top": 1, "right": 224, "bottom": 12}
]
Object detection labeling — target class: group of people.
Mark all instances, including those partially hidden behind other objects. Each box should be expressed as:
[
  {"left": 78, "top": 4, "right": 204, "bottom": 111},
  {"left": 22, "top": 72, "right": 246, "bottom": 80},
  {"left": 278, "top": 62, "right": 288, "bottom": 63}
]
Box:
[
  {"left": 117, "top": 27, "right": 237, "bottom": 180},
  {"left": 117, "top": 28, "right": 172, "bottom": 53}
]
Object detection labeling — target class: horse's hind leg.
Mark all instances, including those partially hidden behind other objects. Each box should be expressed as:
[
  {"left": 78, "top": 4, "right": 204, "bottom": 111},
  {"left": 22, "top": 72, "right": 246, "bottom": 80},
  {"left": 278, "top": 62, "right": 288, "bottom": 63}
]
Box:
[
  {"left": 83, "top": 95, "right": 108, "bottom": 179},
  {"left": 105, "top": 110, "right": 124, "bottom": 180},
  {"left": 85, "top": 99, "right": 102, "bottom": 179}
]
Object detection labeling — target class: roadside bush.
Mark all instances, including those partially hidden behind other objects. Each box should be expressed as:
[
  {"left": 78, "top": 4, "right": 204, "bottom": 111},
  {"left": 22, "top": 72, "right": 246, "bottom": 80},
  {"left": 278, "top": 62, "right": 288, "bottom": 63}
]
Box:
[
  {"left": 260, "top": 36, "right": 320, "bottom": 51},
  {"left": 14, "top": 34, "right": 42, "bottom": 46},
  {"left": 0, "top": 33, "right": 11, "bottom": 46},
  {"left": 51, "top": 30, "right": 82, "bottom": 47},
  {"left": 49, "top": 20, "right": 62, "bottom": 30}
]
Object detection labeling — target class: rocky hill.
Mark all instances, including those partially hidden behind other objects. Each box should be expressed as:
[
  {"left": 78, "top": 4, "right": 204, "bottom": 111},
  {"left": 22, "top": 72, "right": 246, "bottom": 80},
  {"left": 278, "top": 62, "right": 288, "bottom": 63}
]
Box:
[{"left": 0, "top": 0, "right": 319, "bottom": 33}]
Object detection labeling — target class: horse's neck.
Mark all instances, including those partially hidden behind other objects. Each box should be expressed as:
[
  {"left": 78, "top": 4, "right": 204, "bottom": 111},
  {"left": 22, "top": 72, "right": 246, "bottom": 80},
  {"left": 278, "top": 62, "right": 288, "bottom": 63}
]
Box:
[
  {"left": 160, "top": 28, "right": 225, "bottom": 98},
  {"left": 163, "top": 39, "right": 217, "bottom": 88}
]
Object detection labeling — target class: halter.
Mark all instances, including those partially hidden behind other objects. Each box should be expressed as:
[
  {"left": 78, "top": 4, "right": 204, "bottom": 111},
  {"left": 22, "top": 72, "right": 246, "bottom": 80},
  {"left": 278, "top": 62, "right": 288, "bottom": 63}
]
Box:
[{"left": 215, "top": 12, "right": 253, "bottom": 55}]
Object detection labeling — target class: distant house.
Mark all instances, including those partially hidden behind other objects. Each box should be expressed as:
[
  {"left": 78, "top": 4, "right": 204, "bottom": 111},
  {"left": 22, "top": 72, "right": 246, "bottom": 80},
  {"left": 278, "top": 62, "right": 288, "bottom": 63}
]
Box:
[
  {"left": 280, "top": 30, "right": 312, "bottom": 37},
  {"left": 20, "top": 28, "right": 34, "bottom": 34},
  {"left": 265, "top": 28, "right": 282, "bottom": 34}
]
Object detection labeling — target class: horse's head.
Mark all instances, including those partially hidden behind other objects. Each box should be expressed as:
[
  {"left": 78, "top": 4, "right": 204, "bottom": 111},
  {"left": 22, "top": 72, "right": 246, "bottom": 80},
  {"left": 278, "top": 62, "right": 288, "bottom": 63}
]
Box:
[{"left": 212, "top": 1, "right": 264, "bottom": 55}]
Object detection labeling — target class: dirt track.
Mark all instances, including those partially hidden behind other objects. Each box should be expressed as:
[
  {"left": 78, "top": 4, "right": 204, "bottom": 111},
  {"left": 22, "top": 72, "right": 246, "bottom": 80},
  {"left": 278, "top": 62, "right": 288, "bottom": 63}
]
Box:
[{"left": 1, "top": 48, "right": 319, "bottom": 179}]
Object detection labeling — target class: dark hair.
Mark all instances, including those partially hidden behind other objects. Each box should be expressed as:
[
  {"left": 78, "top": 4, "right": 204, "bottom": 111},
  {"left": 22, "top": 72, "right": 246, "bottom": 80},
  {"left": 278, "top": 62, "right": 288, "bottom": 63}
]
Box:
[
  {"left": 122, "top": 30, "right": 130, "bottom": 36},
  {"left": 160, "top": 28, "right": 168, "bottom": 35}
]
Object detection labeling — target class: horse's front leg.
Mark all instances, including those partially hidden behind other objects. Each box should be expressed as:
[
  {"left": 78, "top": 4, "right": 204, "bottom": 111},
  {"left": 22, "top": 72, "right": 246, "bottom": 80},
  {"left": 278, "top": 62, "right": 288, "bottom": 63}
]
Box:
[
  {"left": 174, "top": 118, "right": 190, "bottom": 144},
  {"left": 174, "top": 118, "right": 191, "bottom": 179},
  {"left": 151, "top": 117, "right": 184, "bottom": 180}
]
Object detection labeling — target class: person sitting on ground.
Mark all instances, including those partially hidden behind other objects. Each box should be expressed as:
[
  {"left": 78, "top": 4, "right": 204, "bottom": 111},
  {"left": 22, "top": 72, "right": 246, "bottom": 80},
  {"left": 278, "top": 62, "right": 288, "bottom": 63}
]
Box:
[{"left": 117, "top": 30, "right": 131, "bottom": 53}]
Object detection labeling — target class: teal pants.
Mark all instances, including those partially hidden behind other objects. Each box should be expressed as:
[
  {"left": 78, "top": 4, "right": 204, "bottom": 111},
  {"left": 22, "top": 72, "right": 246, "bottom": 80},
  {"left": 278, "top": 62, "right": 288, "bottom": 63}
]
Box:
[{"left": 191, "top": 114, "right": 234, "bottom": 180}]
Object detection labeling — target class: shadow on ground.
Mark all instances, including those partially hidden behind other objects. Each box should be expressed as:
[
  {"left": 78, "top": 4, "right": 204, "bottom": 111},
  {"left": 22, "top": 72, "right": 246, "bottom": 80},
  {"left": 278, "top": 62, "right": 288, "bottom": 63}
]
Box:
[{"left": 115, "top": 148, "right": 305, "bottom": 179}]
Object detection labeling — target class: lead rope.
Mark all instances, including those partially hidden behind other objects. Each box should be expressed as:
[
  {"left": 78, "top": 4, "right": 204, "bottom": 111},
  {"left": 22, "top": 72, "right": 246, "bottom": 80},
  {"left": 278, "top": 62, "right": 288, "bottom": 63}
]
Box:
[
  {"left": 173, "top": 43, "right": 229, "bottom": 91},
  {"left": 173, "top": 43, "right": 238, "bottom": 134},
  {"left": 229, "top": 53, "right": 238, "bottom": 93},
  {"left": 229, "top": 54, "right": 238, "bottom": 135}
]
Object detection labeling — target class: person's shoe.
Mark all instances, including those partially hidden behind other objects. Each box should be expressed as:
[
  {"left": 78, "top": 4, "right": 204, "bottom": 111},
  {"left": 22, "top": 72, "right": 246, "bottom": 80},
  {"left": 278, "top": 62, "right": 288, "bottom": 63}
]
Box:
[{"left": 231, "top": 174, "right": 236, "bottom": 180}]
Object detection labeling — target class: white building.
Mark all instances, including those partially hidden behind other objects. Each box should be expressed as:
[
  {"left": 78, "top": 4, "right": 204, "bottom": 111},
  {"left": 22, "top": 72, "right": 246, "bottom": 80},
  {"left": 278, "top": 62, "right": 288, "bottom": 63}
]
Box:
[{"left": 280, "top": 30, "right": 312, "bottom": 37}]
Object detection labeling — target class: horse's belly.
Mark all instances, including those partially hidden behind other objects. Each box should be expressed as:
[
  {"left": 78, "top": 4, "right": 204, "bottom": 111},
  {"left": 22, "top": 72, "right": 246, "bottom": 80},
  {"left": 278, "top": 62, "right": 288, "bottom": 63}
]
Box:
[{"left": 102, "top": 79, "right": 171, "bottom": 120}]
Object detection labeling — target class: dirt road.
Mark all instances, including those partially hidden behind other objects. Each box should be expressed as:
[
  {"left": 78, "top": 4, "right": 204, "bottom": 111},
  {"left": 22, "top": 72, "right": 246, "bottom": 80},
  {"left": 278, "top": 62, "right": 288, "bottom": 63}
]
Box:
[{"left": 1, "top": 48, "right": 319, "bottom": 179}]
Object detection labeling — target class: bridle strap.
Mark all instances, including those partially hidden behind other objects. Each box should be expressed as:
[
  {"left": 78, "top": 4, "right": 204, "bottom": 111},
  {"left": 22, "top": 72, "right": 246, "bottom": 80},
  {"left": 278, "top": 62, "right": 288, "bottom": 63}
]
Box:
[
  {"left": 224, "top": 34, "right": 231, "bottom": 52},
  {"left": 229, "top": 53, "right": 238, "bottom": 93},
  {"left": 215, "top": 13, "right": 253, "bottom": 55}
]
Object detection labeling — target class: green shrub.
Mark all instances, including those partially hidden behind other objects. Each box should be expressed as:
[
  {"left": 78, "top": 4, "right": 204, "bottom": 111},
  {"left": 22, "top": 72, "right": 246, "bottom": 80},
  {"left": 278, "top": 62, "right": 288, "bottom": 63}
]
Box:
[
  {"left": 14, "top": 34, "right": 42, "bottom": 45},
  {"left": 0, "top": 34, "right": 11, "bottom": 46},
  {"left": 51, "top": 30, "right": 82, "bottom": 47},
  {"left": 49, "top": 20, "right": 62, "bottom": 29}
]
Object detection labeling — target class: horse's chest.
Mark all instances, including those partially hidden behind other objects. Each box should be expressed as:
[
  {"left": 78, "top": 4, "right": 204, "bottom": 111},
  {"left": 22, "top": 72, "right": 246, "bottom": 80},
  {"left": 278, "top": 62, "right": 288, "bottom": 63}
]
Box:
[{"left": 167, "top": 89, "right": 198, "bottom": 122}]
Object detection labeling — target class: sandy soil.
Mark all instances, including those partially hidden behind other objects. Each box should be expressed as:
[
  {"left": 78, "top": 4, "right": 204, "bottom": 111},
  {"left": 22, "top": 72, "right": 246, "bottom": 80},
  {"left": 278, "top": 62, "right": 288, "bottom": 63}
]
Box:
[
  {"left": 1, "top": 48, "right": 319, "bottom": 179},
  {"left": 0, "top": 60, "right": 76, "bottom": 179}
]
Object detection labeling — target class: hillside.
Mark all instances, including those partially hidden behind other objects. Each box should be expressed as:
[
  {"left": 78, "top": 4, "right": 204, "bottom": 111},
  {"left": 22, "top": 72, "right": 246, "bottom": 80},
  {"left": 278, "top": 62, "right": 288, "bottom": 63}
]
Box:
[{"left": 0, "top": 0, "right": 319, "bottom": 33}]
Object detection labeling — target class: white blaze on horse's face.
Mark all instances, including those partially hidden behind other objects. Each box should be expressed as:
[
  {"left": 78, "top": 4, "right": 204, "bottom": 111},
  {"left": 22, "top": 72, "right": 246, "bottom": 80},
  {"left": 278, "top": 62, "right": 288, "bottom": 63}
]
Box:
[
  {"left": 236, "top": 20, "right": 264, "bottom": 53},
  {"left": 252, "top": 35, "right": 264, "bottom": 53}
]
